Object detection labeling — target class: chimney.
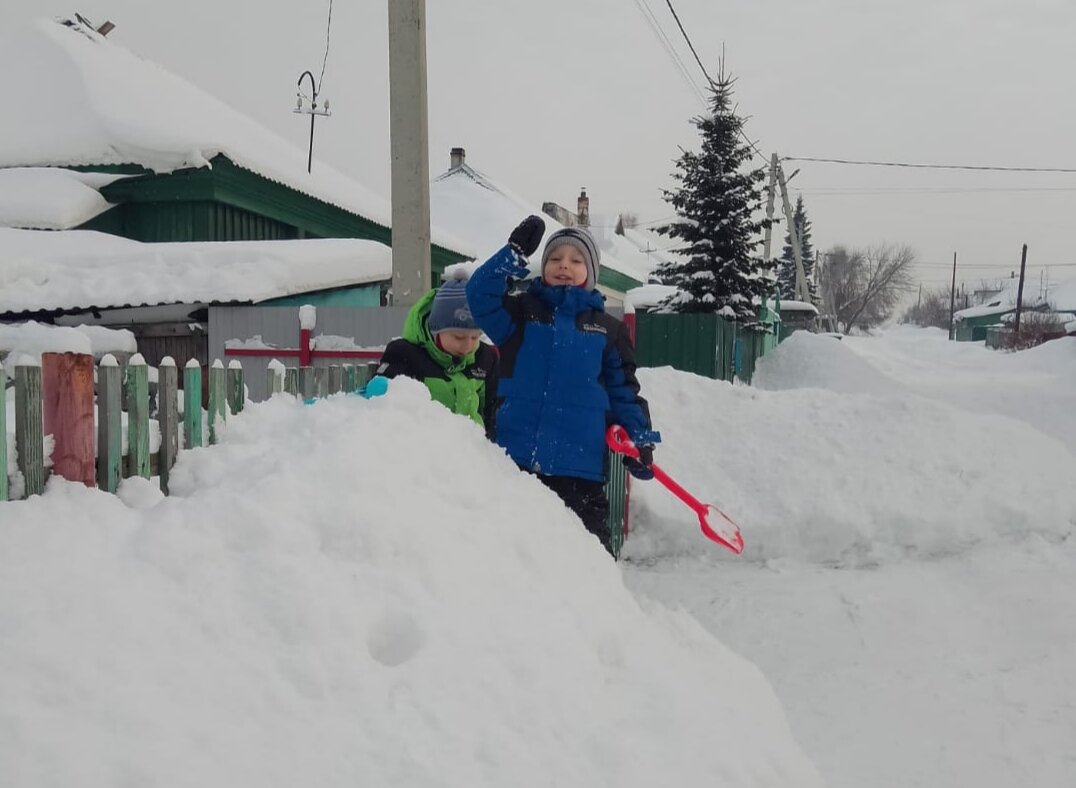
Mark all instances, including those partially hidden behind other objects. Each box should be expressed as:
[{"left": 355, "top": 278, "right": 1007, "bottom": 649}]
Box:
[
  {"left": 577, "top": 188, "right": 590, "bottom": 227},
  {"left": 450, "top": 147, "right": 466, "bottom": 169}
]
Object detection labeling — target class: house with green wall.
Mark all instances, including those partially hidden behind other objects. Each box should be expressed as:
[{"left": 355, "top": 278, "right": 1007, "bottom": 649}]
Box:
[{"left": 0, "top": 17, "right": 472, "bottom": 290}]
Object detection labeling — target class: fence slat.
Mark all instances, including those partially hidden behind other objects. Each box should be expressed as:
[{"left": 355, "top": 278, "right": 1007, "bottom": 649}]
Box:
[
  {"left": 42, "top": 352, "right": 96, "bottom": 487},
  {"left": 299, "top": 367, "right": 315, "bottom": 401},
  {"left": 184, "top": 361, "right": 203, "bottom": 449},
  {"left": 158, "top": 360, "right": 179, "bottom": 495},
  {"left": 341, "top": 364, "right": 356, "bottom": 394},
  {"left": 0, "top": 368, "right": 7, "bottom": 502},
  {"left": 15, "top": 363, "right": 44, "bottom": 498},
  {"left": 328, "top": 365, "right": 342, "bottom": 395},
  {"left": 314, "top": 367, "right": 328, "bottom": 399},
  {"left": 96, "top": 358, "right": 123, "bottom": 493},
  {"left": 227, "top": 361, "right": 245, "bottom": 414},
  {"left": 355, "top": 363, "right": 373, "bottom": 390},
  {"left": 284, "top": 367, "right": 299, "bottom": 397},
  {"left": 126, "top": 357, "right": 151, "bottom": 479},
  {"left": 267, "top": 360, "right": 285, "bottom": 397},
  {"left": 208, "top": 361, "right": 227, "bottom": 446}
]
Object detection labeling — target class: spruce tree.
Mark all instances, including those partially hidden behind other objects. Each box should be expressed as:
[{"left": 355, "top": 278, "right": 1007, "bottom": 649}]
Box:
[
  {"left": 777, "top": 194, "right": 815, "bottom": 300},
  {"left": 655, "top": 74, "right": 773, "bottom": 323}
]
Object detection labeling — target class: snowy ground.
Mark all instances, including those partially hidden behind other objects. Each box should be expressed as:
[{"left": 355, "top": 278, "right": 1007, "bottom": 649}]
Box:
[
  {"left": 1, "top": 378, "right": 823, "bottom": 787},
  {"left": 623, "top": 329, "right": 1076, "bottom": 788},
  {"left": 3, "top": 328, "right": 1073, "bottom": 787}
]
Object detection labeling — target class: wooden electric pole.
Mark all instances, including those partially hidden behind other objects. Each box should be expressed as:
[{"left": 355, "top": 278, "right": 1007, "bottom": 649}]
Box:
[
  {"left": 948, "top": 252, "right": 958, "bottom": 340},
  {"left": 1014, "top": 243, "right": 1028, "bottom": 336},
  {"left": 762, "top": 153, "right": 778, "bottom": 264},
  {"left": 387, "top": 0, "right": 432, "bottom": 306},
  {"left": 776, "top": 163, "right": 809, "bottom": 302}
]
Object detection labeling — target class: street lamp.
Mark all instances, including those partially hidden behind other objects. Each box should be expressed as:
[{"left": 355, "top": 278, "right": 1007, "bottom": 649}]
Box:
[{"left": 293, "top": 70, "right": 331, "bottom": 174}]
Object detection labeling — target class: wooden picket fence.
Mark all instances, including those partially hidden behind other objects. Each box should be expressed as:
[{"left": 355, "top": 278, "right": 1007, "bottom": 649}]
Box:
[{"left": 1, "top": 353, "right": 380, "bottom": 502}]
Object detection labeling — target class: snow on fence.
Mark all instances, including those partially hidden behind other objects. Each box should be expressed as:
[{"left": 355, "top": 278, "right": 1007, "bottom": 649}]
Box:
[{"left": 0, "top": 352, "right": 379, "bottom": 502}]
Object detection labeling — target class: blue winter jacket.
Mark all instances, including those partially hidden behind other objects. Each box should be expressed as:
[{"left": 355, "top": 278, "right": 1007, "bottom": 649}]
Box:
[{"left": 466, "top": 244, "right": 660, "bottom": 482}]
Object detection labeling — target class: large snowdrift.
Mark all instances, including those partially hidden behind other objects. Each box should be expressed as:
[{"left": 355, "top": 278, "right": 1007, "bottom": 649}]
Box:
[
  {"left": 0, "top": 378, "right": 824, "bottom": 787},
  {"left": 625, "top": 332, "right": 1076, "bottom": 564}
]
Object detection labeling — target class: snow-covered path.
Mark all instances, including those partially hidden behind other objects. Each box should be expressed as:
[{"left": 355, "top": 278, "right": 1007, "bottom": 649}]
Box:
[{"left": 624, "top": 331, "right": 1076, "bottom": 788}]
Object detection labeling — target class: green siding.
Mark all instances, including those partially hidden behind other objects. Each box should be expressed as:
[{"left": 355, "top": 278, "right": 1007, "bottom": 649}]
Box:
[
  {"left": 598, "top": 266, "right": 643, "bottom": 295},
  {"left": 80, "top": 156, "right": 468, "bottom": 266}
]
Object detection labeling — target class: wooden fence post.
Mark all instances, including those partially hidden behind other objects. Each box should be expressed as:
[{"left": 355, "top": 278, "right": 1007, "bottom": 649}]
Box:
[
  {"left": 227, "top": 360, "right": 244, "bottom": 414},
  {"left": 208, "top": 360, "right": 226, "bottom": 446},
  {"left": 15, "top": 360, "right": 44, "bottom": 498},
  {"left": 158, "top": 358, "right": 179, "bottom": 494},
  {"left": 299, "top": 366, "right": 315, "bottom": 401},
  {"left": 342, "top": 364, "right": 356, "bottom": 393},
  {"left": 284, "top": 367, "right": 299, "bottom": 397},
  {"left": 267, "top": 359, "right": 285, "bottom": 397},
  {"left": 184, "top": 360, "right": 203, "bottom": 449},
  {"left": 42, "top": 352, "right": 96, "bottom": 487},
  {"left": 328, "top": 365, "right": 342, "bottom": 395},
  {"left": 0, "top": 368, "right": 7, "bottom": 502},
  {"left": 314, "top": 367, "right": 328, "bottom": 399},
  {"left": 126, "top": 355, "right": 151, "bottom": 479},
  {"left": 96, "top": 355, "right": 123, "bottom": 493}
]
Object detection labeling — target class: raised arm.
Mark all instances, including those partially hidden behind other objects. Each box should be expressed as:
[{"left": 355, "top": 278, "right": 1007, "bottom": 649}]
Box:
[{"left": 465, "top": 215, "right": 546, "bottom": 346}]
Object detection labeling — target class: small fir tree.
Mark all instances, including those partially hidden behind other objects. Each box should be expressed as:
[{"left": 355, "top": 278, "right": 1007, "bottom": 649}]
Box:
[
  {"left": 778, "top": 194, "right": 815, "bottom": 300},
  {"left": 655, "top": 74, "right": 773, "bottom": 323}
]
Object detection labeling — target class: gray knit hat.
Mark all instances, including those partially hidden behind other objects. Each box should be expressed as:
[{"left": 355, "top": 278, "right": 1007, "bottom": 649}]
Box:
[
  {"left": 426, "top": 279, "right": 478, "bottom": 334},
  {"left": 541, "top": 228, "right": 601, "bottom": 290}
]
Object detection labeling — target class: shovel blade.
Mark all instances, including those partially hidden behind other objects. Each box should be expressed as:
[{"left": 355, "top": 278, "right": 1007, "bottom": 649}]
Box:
[{"left": 698, "top": 505, "right": 745, "bottom": 554}]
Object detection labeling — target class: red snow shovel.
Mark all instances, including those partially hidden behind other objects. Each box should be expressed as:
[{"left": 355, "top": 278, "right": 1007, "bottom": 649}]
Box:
[{"left": 606, "top": 425, "right": 745, "bottom": 555}]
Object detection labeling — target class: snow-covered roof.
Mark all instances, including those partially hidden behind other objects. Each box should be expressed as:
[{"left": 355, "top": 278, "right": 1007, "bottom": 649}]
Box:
[
  {"left": 623, "top": 284, "right": 680, "bottom": 313},
  {"left": 0, "top": 228, "right": 392, "bottom": 314},
  {"left": 430, "top": 162, "right": 650, "bottom": 285},
  {"left": 0, "top": 168, "right": 126, "bottom": 230},
  {"left": 587, "top": 217, "right": 677, "bottom": 280},
  {"left": 0, "top": 18, "right": 471, "bottom": 256},
  {"left": 778, "top": 300, "right": 820, "bottom": 314}
]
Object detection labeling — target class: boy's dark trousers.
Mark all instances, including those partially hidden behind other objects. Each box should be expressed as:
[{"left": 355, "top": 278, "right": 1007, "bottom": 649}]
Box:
[{"left": 535, "top": 474, "right": 613, "bottom": 556}]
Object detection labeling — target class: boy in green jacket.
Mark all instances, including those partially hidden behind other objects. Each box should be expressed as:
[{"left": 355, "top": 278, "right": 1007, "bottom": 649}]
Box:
[{"left": 376, "top": 272, "right": 498, "bottom": 435}]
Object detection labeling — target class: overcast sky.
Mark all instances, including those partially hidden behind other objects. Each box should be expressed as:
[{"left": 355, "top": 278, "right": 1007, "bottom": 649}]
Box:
[{"left": 6, "top": 0, "right": 1076, "bottom": 292}]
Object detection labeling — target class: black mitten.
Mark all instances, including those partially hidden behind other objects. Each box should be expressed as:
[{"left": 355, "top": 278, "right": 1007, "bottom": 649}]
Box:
[
  {"left": 623, "top": 445, "right": 655, "bottom": 481},
  {"left": 508, "top": 215, "right": 546, "bottom": 257}
]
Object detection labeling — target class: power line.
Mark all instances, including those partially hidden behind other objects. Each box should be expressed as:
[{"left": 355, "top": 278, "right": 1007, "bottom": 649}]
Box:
[
  {"left": 784, "top": 155, "right": 1076, "bottom": 173},
  {"left": 803, "top": 186, "right": 1076, "bottom": 195},
  {"left": 663, "top": 0, "right": 714, "bottom": 86},
  {"left": 632, "top": 0, "right": 707, "bottom": 105},
  {"left": 317, "top": 0, "right": 334, "bottom": 90}
]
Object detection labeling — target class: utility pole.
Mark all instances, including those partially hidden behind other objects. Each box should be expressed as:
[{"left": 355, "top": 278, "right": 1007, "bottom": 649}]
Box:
[
  {"left": 776, "top": 164, "right": 808, "bottom": 302},
  {"left": 1014, "top": 243, "right": 1028, "bottom": 336},
  {"left": 762, "top": 153, "right": 778, "bottom": 263},
  {"left": 948, "top": 252, "right": 958, "bottom": 340},
  {"left": 387, "top": 0, "right": 432, "bottom": 306},
  {"left": 917, "top": 283, "right": 922, "bottom": 310}
]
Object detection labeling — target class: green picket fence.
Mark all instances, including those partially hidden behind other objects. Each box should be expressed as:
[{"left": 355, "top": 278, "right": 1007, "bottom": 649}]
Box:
[{"left": 0, "top": 354, "right": 379, "bottom": 502}]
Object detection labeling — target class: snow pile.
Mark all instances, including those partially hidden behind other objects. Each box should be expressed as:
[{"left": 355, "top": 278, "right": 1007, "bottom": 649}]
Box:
[
  {"left": 625, "top": 332, "right": 1076, "bottom": 564},
  {"left": 0, "top": 228, "right": 392, "bottom": 313},
  {"left": 0, "top": 321, "right": 136, "bottom": 374},
  {"left": 0, "top": 378, "right": 824, "bottom": 787},
  {"left": 0, "top": 167, "right": 116, "bottom": 229}
]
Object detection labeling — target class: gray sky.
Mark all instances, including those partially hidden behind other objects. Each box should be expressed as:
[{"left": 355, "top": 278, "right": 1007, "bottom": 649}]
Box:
[{"left": 6, "top": 0, "right": 1076, "bottom": 292}]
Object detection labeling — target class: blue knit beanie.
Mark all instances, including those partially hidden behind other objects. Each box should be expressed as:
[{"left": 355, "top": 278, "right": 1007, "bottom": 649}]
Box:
[{"left": 426, "top": 279, "right": 478, "bottom": 334}]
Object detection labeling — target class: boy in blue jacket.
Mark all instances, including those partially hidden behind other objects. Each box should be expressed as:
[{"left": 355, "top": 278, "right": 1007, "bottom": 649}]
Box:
[{"left": 466, "top": 215, "right": 660, "bottom": 555}]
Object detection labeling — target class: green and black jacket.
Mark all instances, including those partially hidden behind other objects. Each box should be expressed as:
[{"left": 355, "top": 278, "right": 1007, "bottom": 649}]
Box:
[{"left": 376, "top": 289, "right": 499, "bottom": 435}]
